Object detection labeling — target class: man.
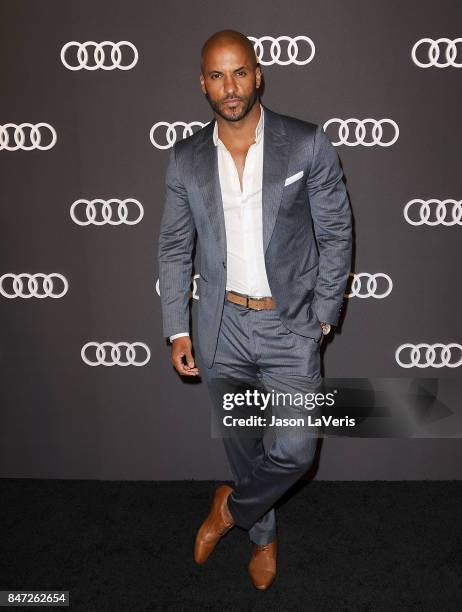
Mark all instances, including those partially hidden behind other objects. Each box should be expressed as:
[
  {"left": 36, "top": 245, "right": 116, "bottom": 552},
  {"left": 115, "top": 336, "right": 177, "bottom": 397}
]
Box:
[{"left": 157, "top": 29, "right": 352, "bottom": 590}]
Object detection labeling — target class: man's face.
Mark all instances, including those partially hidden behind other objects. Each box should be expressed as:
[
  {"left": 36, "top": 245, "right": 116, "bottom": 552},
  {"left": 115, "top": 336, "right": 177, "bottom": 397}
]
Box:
[{"left": 200, "top": 41, "right": 261, "bottom": 122}]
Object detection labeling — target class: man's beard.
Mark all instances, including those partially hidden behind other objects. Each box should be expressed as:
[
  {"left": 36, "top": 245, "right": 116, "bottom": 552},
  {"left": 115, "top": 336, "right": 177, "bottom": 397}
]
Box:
[{"left": 204, "top": 88, "right": 259, "bottom": 122}]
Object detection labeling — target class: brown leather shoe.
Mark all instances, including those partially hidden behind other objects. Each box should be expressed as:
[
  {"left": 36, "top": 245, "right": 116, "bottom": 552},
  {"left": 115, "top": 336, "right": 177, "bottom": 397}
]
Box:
[
  {"left": 194, "top": 484, "right": 235, "bottom": 564},
  {"left": 248, "top": 540, "right": 277, "bottom": 590}
]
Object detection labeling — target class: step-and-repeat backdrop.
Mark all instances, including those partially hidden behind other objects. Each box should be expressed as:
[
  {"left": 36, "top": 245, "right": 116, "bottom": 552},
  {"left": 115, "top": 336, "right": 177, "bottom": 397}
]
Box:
[{"left": 1, "top": 0, "right": 461, "bottom": 479}]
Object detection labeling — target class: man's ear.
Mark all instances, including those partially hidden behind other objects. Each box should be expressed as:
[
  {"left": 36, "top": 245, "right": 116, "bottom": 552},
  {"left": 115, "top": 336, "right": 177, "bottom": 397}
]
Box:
[
  {"left": 199, "top": 74, "right": 206, "bottom": 95},
  {"left": 256, "top": 64, "right": 262, "bottom": 87}
]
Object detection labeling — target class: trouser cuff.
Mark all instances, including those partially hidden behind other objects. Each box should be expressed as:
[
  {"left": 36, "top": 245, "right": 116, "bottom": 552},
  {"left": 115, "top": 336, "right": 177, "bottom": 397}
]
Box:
[
  {"left": 249, "top": 528, "right": 277, "bottom": 545},
  {"left": 227, "top": 493, "right": 255, "bottom": 530}
]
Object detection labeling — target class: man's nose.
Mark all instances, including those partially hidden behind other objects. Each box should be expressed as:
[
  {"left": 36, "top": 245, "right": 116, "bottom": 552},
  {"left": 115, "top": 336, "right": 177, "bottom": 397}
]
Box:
[{"left": 223, "top": 74, "right": 237, "bottom": 93}]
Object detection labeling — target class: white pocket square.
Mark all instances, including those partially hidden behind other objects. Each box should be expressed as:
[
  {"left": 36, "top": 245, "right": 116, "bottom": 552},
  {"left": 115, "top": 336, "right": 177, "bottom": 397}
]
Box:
[{"left": 284, "top": 170, "right": 304, "bottom": 187}]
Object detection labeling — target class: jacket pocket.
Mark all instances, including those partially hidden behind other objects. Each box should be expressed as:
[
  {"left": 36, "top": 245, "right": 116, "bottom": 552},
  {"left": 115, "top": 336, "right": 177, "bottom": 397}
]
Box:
[{"left": 284, "top": 170, "right": 304, "bottom": 187}]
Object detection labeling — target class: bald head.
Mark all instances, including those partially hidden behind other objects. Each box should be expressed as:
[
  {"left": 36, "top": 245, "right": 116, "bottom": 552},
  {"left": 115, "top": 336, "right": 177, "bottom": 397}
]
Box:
[
  {"left": 199, "top": 29, "right": 262, "bottom": 124},
  {"left": 200, "top": 30, "right": 258, "bottom": 73}
]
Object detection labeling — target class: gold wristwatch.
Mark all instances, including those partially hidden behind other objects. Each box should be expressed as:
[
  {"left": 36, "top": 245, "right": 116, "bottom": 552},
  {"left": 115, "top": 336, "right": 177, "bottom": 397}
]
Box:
[{"left": 320, "top": 322, "right": 331, "bottom": 335}]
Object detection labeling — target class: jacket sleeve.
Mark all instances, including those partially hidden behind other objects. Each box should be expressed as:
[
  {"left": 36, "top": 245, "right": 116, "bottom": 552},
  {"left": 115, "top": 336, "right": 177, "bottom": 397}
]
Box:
[
  {"left": 157, "top": 145, "right": 196, "bottom": 338},
  {"left": 307, "top": 124, "right": 352, "bottom": 326}
]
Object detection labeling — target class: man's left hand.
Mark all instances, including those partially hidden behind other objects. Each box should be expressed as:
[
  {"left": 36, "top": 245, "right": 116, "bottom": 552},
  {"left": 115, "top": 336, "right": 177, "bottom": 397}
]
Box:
[{"left": 320, "top": 321, "right": 333, "bottom": 344}]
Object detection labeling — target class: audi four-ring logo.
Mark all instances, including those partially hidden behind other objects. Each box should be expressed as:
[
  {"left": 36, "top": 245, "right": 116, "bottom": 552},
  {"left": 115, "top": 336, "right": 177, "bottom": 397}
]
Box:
[
  {"left": 411, "top": 38, "right": 462, "bottom": 68},
  {"left": 150, "top": 121, "right": 209, "bottom": 149},
  {"left": 395, "top": 344, "right": 462, "bottom": 368},
  {"left": 0, "top": 123, "right": 57, "bottom": 151},
  {"left": 81, "top": 342, "right": 151, "bottom": 366},
  {"left": 70, "top": 198, "right": 144, "bottom": 226},
  {"left": 0, "top": 273, "right": 68, "bottom": 298},
  {"left": 404, "top": 199, "right": 462, "bottom": 226},
  {"left": 323, "top": 118, "right": 399, "bottom": 147},
  {"left": 156, "top": 274, "right": 201, "bottom": 300},
  {"left": 345, "top": 273, "right": 393, "bottom": 299},
  {"left": 60, "top": 41, "right": 138, "bottom": 70},
  {"left": 247, "top": 35, "right": 315, "bottom": 66}
]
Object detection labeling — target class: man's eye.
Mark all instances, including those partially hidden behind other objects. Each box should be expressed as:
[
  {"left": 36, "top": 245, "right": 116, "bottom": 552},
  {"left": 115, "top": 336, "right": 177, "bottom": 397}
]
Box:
[{"left": 237, "top": 71, "right": 247, "bottom": 76}]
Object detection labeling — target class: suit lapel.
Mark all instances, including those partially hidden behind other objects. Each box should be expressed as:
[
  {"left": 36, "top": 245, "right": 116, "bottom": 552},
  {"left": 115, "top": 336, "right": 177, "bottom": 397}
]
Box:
[
  {"left": 261, "top": 105, "right": 290, "bottom": 253},
  {"left": 193, "top": 122, "right": 227, "bottom": 263},
  {"left": 193, "top": 103, "right": 290, "bottom": 262}
]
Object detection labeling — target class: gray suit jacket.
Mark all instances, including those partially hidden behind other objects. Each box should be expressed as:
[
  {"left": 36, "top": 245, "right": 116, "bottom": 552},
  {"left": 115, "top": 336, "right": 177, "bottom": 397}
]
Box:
[{"left": 157, "top": 103, "right": 353, "bottom": 369}]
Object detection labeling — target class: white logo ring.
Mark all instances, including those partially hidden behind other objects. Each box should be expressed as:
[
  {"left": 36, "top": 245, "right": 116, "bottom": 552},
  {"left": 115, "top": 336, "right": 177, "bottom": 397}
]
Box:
[
  {"left": 150, "top": 121, "right": 209, "bottom": 149},
  {"left": 345, "top": 273, "right": 393, "bottom": 299},
  {"left": 0, "top": 123, "right": 57, "bottom": 151},
  {"left": 248, "top": 35, "right": 315, "bottom": 66},
  {"left": 404, "top": 199, "right": 462, "bottom": 226},
  {"left": 70, "top": 198, "right": 144, "bottom": 226},
  {"left": 60, "top": 41, "right": 138, "bottom": 71},
  {"left": 0, "top": 273, "right": 68, "bottom": 298},
  {"left": 395, "top": 343, "right": 462, "bottom": 368},
  {"left": 81, "top": 342, "right": 151, "bottom": 366},
  {"left": 323, "top": 118, "right": 399, "bottom": 147},
  {"left": 411, "top": 38, "right": 462, "bottom": 68}
]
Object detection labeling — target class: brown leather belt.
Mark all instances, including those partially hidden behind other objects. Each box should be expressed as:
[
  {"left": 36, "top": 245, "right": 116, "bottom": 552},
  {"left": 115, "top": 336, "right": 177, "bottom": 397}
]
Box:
[{"left": 226, "top": 290, "right": 276, "bottom": 310}]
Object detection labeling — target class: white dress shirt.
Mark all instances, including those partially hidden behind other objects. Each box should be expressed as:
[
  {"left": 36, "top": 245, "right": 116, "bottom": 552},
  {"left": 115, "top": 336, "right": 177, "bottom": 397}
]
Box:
[{"left": 170, "top": 103, "right": 271, "bottom": 342}]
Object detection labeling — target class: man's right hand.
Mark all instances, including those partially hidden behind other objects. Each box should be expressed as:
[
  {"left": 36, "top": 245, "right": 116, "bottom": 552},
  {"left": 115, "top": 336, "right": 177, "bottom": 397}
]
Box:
[{"left": 171, "top": 336, "right": 200, "bottom": 376}]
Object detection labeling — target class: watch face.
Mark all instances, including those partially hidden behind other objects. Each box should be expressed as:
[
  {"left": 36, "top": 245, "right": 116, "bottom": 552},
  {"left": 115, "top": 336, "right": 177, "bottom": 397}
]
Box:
[{"left": 322, "top": 324, "right": 331, "bottom": 335}]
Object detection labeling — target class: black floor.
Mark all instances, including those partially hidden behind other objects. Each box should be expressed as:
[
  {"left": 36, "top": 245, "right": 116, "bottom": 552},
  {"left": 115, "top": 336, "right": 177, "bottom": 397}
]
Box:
[{"left": 2, "top": 479, "right": 462, "bottom": 611}]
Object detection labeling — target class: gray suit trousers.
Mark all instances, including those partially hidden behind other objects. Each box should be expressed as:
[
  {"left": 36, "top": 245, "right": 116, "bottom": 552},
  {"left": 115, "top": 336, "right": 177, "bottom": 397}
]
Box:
[{"left": 197, "top": 297, "right": 322, "bottom": 545}]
